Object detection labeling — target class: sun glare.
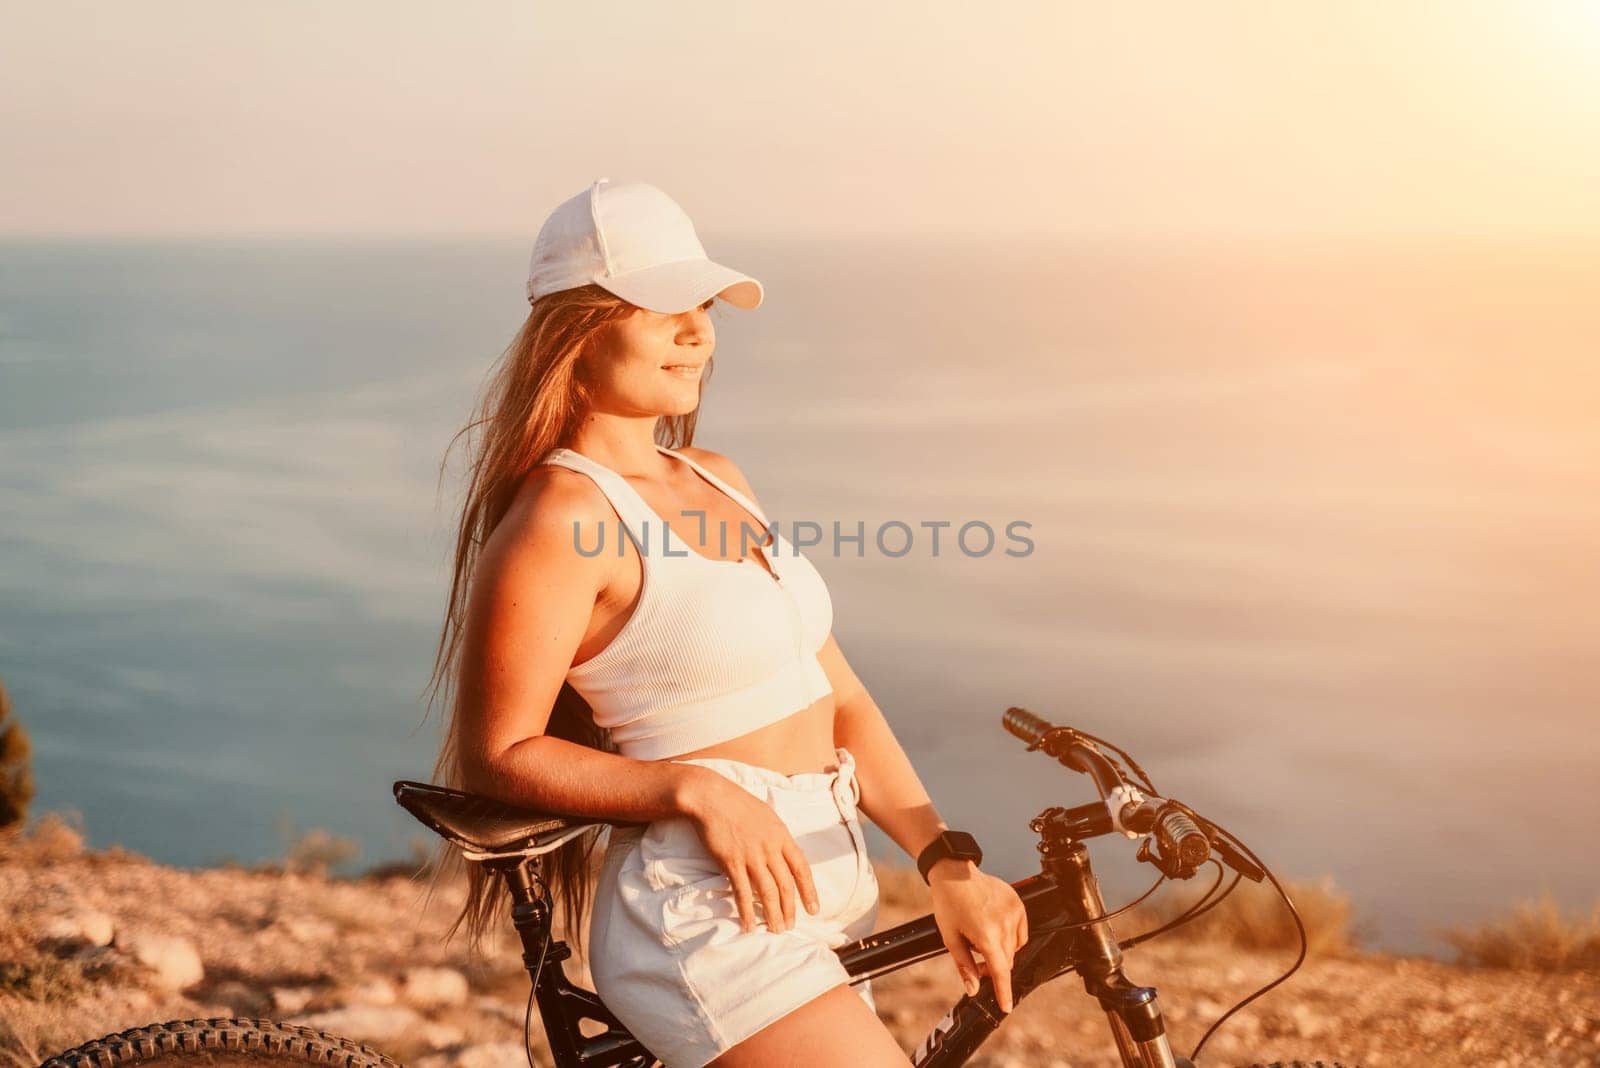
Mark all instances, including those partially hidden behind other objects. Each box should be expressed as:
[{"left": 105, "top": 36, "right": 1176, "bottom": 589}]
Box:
[{"left": 1544, "top": 0, "right": 1600, "bottom": 52}]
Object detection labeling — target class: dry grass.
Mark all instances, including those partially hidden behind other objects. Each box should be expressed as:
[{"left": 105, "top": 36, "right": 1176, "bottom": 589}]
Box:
[
  {"left": 0, "top": 952, "right": 96, "bottom": 1004},
  {"left": 270, "top": 816, "right": 362, "bottom": 876},
  {"left": 0, "top": 814, "right": 151, "bottom": 1067},
  {"left": 1122, "top": 872, "right": 1363, "bottom": 957},
  {"left": 5, "top": 809, "right": 86, "bottom": 862},
  {"left": 359, "top": 837, "right": 437, "bottom": 882},
  {"left": 1441, "top": 890, "right": 1600, "bottom": 972},
  {"left": 0, "top": 1001, "right": 48, "bottom": 1068}
]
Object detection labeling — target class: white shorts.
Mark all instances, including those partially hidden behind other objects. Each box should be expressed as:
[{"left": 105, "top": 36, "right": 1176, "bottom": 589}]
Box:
[{"left": 587, "top": 746, "right": 881, "bottom": 1068}]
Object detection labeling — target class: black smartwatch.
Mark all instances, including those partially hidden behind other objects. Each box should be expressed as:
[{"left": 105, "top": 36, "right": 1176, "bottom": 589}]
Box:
[{"left": 916, "top": 830, "right": 984, "bottom": 883}]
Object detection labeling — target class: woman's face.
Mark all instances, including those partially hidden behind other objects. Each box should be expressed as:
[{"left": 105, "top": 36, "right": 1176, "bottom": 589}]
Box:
[{"left": 583, "top": 297, "right": 716, "bottom": 417}]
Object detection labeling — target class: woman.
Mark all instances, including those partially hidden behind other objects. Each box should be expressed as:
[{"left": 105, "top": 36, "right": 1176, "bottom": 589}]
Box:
[{"left": 425, "top": 178, "right": 1027, "bottom": 1068}]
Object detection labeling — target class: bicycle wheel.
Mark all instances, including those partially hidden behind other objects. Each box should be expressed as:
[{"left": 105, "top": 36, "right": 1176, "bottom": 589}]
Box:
[
  {"left": 38, "top": 1017, "right": 405, "bottom": 1067},
  {"left": 1237, "top": 1061, "right": 1361, "bottom": 1067}
]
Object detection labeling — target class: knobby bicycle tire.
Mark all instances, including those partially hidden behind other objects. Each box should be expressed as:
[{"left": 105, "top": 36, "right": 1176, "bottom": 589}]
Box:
[{"left": 38, "top": 1017, "right": 404, "bottom": 1068}]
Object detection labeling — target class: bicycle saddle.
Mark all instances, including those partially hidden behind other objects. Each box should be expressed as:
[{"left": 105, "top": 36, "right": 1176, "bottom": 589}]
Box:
[{"left": 393, "top": 779, "right": 634, "bottom": 861}]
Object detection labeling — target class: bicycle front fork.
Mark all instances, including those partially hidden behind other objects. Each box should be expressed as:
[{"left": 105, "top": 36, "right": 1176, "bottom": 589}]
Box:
[{"left": 1038, "top": 824, "right": 1187, "bottom": 1068}]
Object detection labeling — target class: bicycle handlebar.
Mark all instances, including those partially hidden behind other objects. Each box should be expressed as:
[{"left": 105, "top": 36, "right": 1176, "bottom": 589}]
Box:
[
  {"left": 1003, "top": 706, "right": 1263, "bottom": 882},
  {"left": 1002, "top": 706, "right": 1128, "bottom": 799}
]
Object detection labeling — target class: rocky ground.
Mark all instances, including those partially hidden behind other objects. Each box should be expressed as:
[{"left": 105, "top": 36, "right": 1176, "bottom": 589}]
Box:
[{"left": 3, "top": 816, "right": 1596, "bottom": 1067}]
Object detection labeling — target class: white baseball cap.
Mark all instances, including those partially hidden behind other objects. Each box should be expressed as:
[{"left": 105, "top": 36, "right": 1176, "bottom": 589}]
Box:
[{"left": 525, "top": 178, "right": 764, "bottom": 314}]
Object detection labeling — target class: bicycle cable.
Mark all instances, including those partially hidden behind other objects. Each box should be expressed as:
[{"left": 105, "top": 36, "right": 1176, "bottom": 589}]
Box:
[
  {"left": 1182, "top": 819, "right": 1308, "bottom": 1063},
  {"left": 1034, "top": 872, "right": 1165, "bottom": 984},
  {"left": 1073, "top": 727, "right": 1160, "bottom": 795},
  {"left": 1119, "top": 857, "right": 1236, "bottom": 949},
  {"left": 523, "top": 923, "right": 551, "bottom": 1068},
  {"left": 1040, "top": 858, "right": 1227, "bottom": 987},
  {"left": 1051, "top": 870, "right": 1169, "bottom": 931}
]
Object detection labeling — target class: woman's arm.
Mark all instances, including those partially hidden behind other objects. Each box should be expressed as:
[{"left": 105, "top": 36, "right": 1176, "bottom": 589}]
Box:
[
  {"left": 453, "top": 468, "right": 704, "bottom": 819},
  {"left": 818, "top": 633, "right": 1030, "bottom": 1013}
]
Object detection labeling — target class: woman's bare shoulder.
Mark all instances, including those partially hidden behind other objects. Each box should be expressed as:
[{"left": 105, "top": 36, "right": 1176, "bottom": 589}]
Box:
[
  {"left": 679, "top": 445, "right": 761, "bottom": 501},
  {"left": 481, "top": 463, "right": 618, "bottom": 571}
]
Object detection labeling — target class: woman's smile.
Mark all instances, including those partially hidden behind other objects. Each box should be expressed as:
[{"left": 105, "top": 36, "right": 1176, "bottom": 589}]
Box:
[{"left": 662, "top": 362, "right": 704, "bottom": 378}]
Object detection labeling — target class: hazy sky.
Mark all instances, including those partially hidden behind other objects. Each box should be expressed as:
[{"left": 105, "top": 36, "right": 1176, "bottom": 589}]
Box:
[{"left": 3, "top": 1, "right": 1598, "bottom": 239}]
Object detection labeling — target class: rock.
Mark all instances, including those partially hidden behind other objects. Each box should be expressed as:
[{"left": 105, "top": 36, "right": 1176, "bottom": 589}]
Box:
[
  {"left": 418, "top": 1022, "right": 466, "bottom": 1049},
  {"left": 272, "top": 986, "right": 318, "bottom": 1014},
  {"left": 78, "top": 909, "right": 116, "bottom": 946},
  {"left": 290, "top": 1004, "right": 425, "bottom": 1044},
  {"left": 346, "top": 976, "right": 399, "bottom": 1006},
  {"left": 37, "top": 909, "right": 116, "bottom": 948},
  {"left": 399, "top": 966, "right": 469, "bottom": 1009},
  {"left": 38, "top": 916, "right": 85, "bottom": 944},
  {"left": 1289, "top": 1002, "right": 1328, "bottom": 1038},
  {"left": 272, "top": 915, "right": 339, "bottom": 942},
  {"left": 414, "top": 1043, "right": 529, "bottom": 1068},
  {"left": 120, "top": 930, "right": 204, "bottom": 991}
]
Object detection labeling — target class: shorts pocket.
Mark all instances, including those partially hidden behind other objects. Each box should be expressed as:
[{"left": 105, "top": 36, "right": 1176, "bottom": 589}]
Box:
[
  {"left": 659, "top": 870, "right": 743, "bottom": 935},
  {"left": 638, "top": 816, "right": 728, "bottom": 892}
]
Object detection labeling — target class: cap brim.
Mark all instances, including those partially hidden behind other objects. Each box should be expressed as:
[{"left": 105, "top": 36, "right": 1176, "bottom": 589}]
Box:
[{"left": 595, "top": 258, "right": 764, "bottom": 314}]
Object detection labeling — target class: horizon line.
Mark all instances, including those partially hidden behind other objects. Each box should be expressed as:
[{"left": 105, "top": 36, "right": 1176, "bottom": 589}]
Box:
[{"left": 3, "top": 226, "right": 1596, "bottom": 245}]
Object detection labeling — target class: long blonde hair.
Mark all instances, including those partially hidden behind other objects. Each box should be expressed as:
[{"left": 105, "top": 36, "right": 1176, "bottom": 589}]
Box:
[{"left": 419, "top": 283, "right": 711, "bottom": 953}]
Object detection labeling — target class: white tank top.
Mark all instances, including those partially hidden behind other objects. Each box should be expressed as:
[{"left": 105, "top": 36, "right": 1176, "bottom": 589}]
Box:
[{"left": 540, "top": 444, "right": 835, "bottom": 760}]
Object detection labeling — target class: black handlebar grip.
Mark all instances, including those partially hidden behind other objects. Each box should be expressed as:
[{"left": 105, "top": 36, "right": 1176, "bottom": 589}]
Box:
[
  {"left": 1005, "top": 707, "right": 1124, "bottom": 796},
  {"left": 1003, "top": 706, "right": 1052, "bottom": 746}
]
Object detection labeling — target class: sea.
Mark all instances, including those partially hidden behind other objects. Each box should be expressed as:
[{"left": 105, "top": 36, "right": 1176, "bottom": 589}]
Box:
[{"left": 2, "top": 233, "right": 1596, "bottom": 956}]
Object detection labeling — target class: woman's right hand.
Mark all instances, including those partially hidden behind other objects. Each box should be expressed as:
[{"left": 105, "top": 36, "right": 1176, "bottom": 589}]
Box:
[{"left": 676, "top": 767, "right": 819, "bottom": 934}]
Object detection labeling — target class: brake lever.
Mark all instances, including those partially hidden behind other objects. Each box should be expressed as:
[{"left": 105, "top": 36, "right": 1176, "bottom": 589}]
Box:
[
  {"left": 1209, "top": 835, "right": 1267, "bottom": 882},
  {"left": 1025, "top": 725, "right": 1091, "bottom": 759},
  {"left": 1177, "top": 803, "right": 1267, "bottom": 882}
]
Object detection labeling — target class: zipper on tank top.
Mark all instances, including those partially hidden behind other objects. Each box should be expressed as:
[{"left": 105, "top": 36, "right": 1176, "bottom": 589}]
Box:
[
  {"left": 749, "top": 534, "right": 783, "bottom": 589},
  {"left": 549, "top": 444, "right": 789, "bottom": 589}
]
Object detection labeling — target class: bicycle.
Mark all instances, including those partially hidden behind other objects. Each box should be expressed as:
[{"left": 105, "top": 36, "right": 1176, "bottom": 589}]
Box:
[{"left": 41, "top": 708, "right": 1359, "bottom": 1067}]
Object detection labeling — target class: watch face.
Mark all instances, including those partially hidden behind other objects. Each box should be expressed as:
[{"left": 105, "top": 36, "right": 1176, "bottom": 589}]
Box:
[
  {"left": 946, "top": 831, "right": 983, "bottom": 863},
  {"left": 918, "top": 830, "right": 986, "bottom": 882}
]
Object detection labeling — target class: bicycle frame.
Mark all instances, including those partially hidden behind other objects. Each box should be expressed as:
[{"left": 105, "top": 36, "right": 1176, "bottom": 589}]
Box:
[{"left": 497, "top": 798, "right": 1192, "bottom": 1068}]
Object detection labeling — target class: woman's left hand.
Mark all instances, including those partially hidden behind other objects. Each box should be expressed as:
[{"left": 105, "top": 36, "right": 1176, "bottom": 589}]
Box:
[{"left": 928, "top": 860, "right": 1029, "bottom": 1013}]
